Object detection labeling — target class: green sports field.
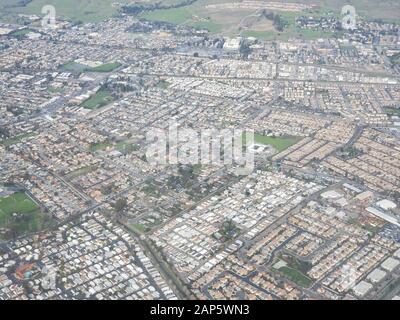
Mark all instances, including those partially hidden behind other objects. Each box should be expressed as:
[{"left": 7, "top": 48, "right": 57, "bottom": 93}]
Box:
[
  {"left": 244, "top": 133, "right": 301, "bottom": 153},
  {"left": 89, "top": 141, "right": 113, "bottom": 151},
  {"left": 9, "top": 28, "right": 35, "bottom": 37},
  {"left": 0, "top": 132, "right": 37, "bottom": 147},
  {"left": 60, "top": 61, "right": 89, "bottom": 74},
  {"left": 278, "top": 266, "right": 313, "bottom": 287},
  {"left": 0, "top": 191, "right": 51, "bottom": 239},
  {"left": 90, "top": 62, "right": 121, "bottom": 72},
  {"left": 61, "top": 61, "right": 121, "bottom": 74},
  {"left": 254, "top": 134, "right": 301, "bottom": 152},
  {"left": 0, "top": 192, "right": 38, "bottom": 216},
  {"left": 81, "top": 89, "right": 114, "bottom": 109}
]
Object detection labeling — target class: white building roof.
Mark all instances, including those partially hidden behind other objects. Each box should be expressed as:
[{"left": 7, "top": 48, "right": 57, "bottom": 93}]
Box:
[
  {"left": 376, "top": 199, "right": 397, "bottom": 211},
  {"left": 366, "top": 268, "right": 386, "bottom": 283},
  {"left": 381, "top": 257, "right": 400, "bottom": 272},
  {"left": 353, "top": 281, "right": 373, "bottom": 297}
]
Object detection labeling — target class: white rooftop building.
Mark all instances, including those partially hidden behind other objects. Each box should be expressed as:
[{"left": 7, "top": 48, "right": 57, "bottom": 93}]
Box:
[
  {"left": 353, "top": 281, "right": 373, "bottom": 297},
  {"left": 381, "top": 257, "right": 400, "bottom": 272},
  {"left": 224, "top": 37, "right": 242, "bottom": 51},
  {"left": 366, "top": 268, "right": 386, "bottom": 283},
  {"left": 376, "top": 199, "right": 397, "bottom": 211}
]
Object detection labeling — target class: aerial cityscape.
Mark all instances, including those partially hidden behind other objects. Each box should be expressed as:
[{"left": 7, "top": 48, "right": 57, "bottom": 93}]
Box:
[{"left": 0, "top": 0, "right": 399, "bottom": 302}]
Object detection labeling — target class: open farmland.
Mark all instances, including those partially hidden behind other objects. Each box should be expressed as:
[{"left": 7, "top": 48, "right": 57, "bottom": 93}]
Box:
[
  {"left": 138, "top": 0, "right": 400, "bottom": 38},
  {"left": 1, "top": 0, "right": 398, "bottom": 35},
  {"left": 0, "top": 0, "right": 132, "bottom": 23}
]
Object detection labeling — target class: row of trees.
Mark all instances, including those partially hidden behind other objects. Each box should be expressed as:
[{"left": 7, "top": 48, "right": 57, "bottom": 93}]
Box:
[
  {"left": 122, "top": 0, "right": 197, "bottom": 16},
  {"left": 261, "top": 10, "right": 286, "bottom": 32}
]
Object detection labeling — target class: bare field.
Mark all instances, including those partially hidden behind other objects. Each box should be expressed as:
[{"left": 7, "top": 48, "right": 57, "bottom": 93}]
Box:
[{"left": 243, "top": 19, "right": 275, "bottom": 32}]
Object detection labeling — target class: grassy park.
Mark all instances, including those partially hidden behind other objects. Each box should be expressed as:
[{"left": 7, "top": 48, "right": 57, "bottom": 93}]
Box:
[
  {"left": 253, "top": 134, "right": 301, "bottom": 152},
  {"left": 273, "top": 256, "right": 314, "bottom": 288},
  {"left": 0, "top": 132, "right": 37, "bottom": 147},
  {"left": 0, "top": 192, "right": 38, "bottom": 216},
  {"left": 89, "top": 141, "right": 113, "bottom": 151},
  {"left": 0, "top": 190, "right": 51, "bottom": 239},
  {"left": 60, "top": 61, "right": 89, "bottom": 74},
  {"left": 278, "top": 266, "right": 313, "bottom": 288},
  {"left": 81, "top": 89, "right": 114, "bottom": 110},
  {"left": 89, "top": 62, "right": 121, "bottom": 72},
  {"left": 61, "top": 61, "right": 121, "bottom": 74},
  {"left": 243, "top": 132, "right": 301, "bottom": 153},
  {"left": 129, "top": 223, "right": 148, "bottom": 234},
  {"left": 9, "top": 28, "right": 34, "bottom": 37}
]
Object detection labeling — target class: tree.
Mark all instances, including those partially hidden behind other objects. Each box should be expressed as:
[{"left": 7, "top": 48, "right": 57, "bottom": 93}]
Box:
[
  {"left": 273, "top": 14, "right": 286, "bottom": 32},
  {"left": 112, "top": 197, "right": 128, "bottom": 212},
  {"left": 101, "top": 183, "right": 114, "bottom": 195},
  {"left": 239, "top": 41, "right": 252, "bottom": 58}
]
